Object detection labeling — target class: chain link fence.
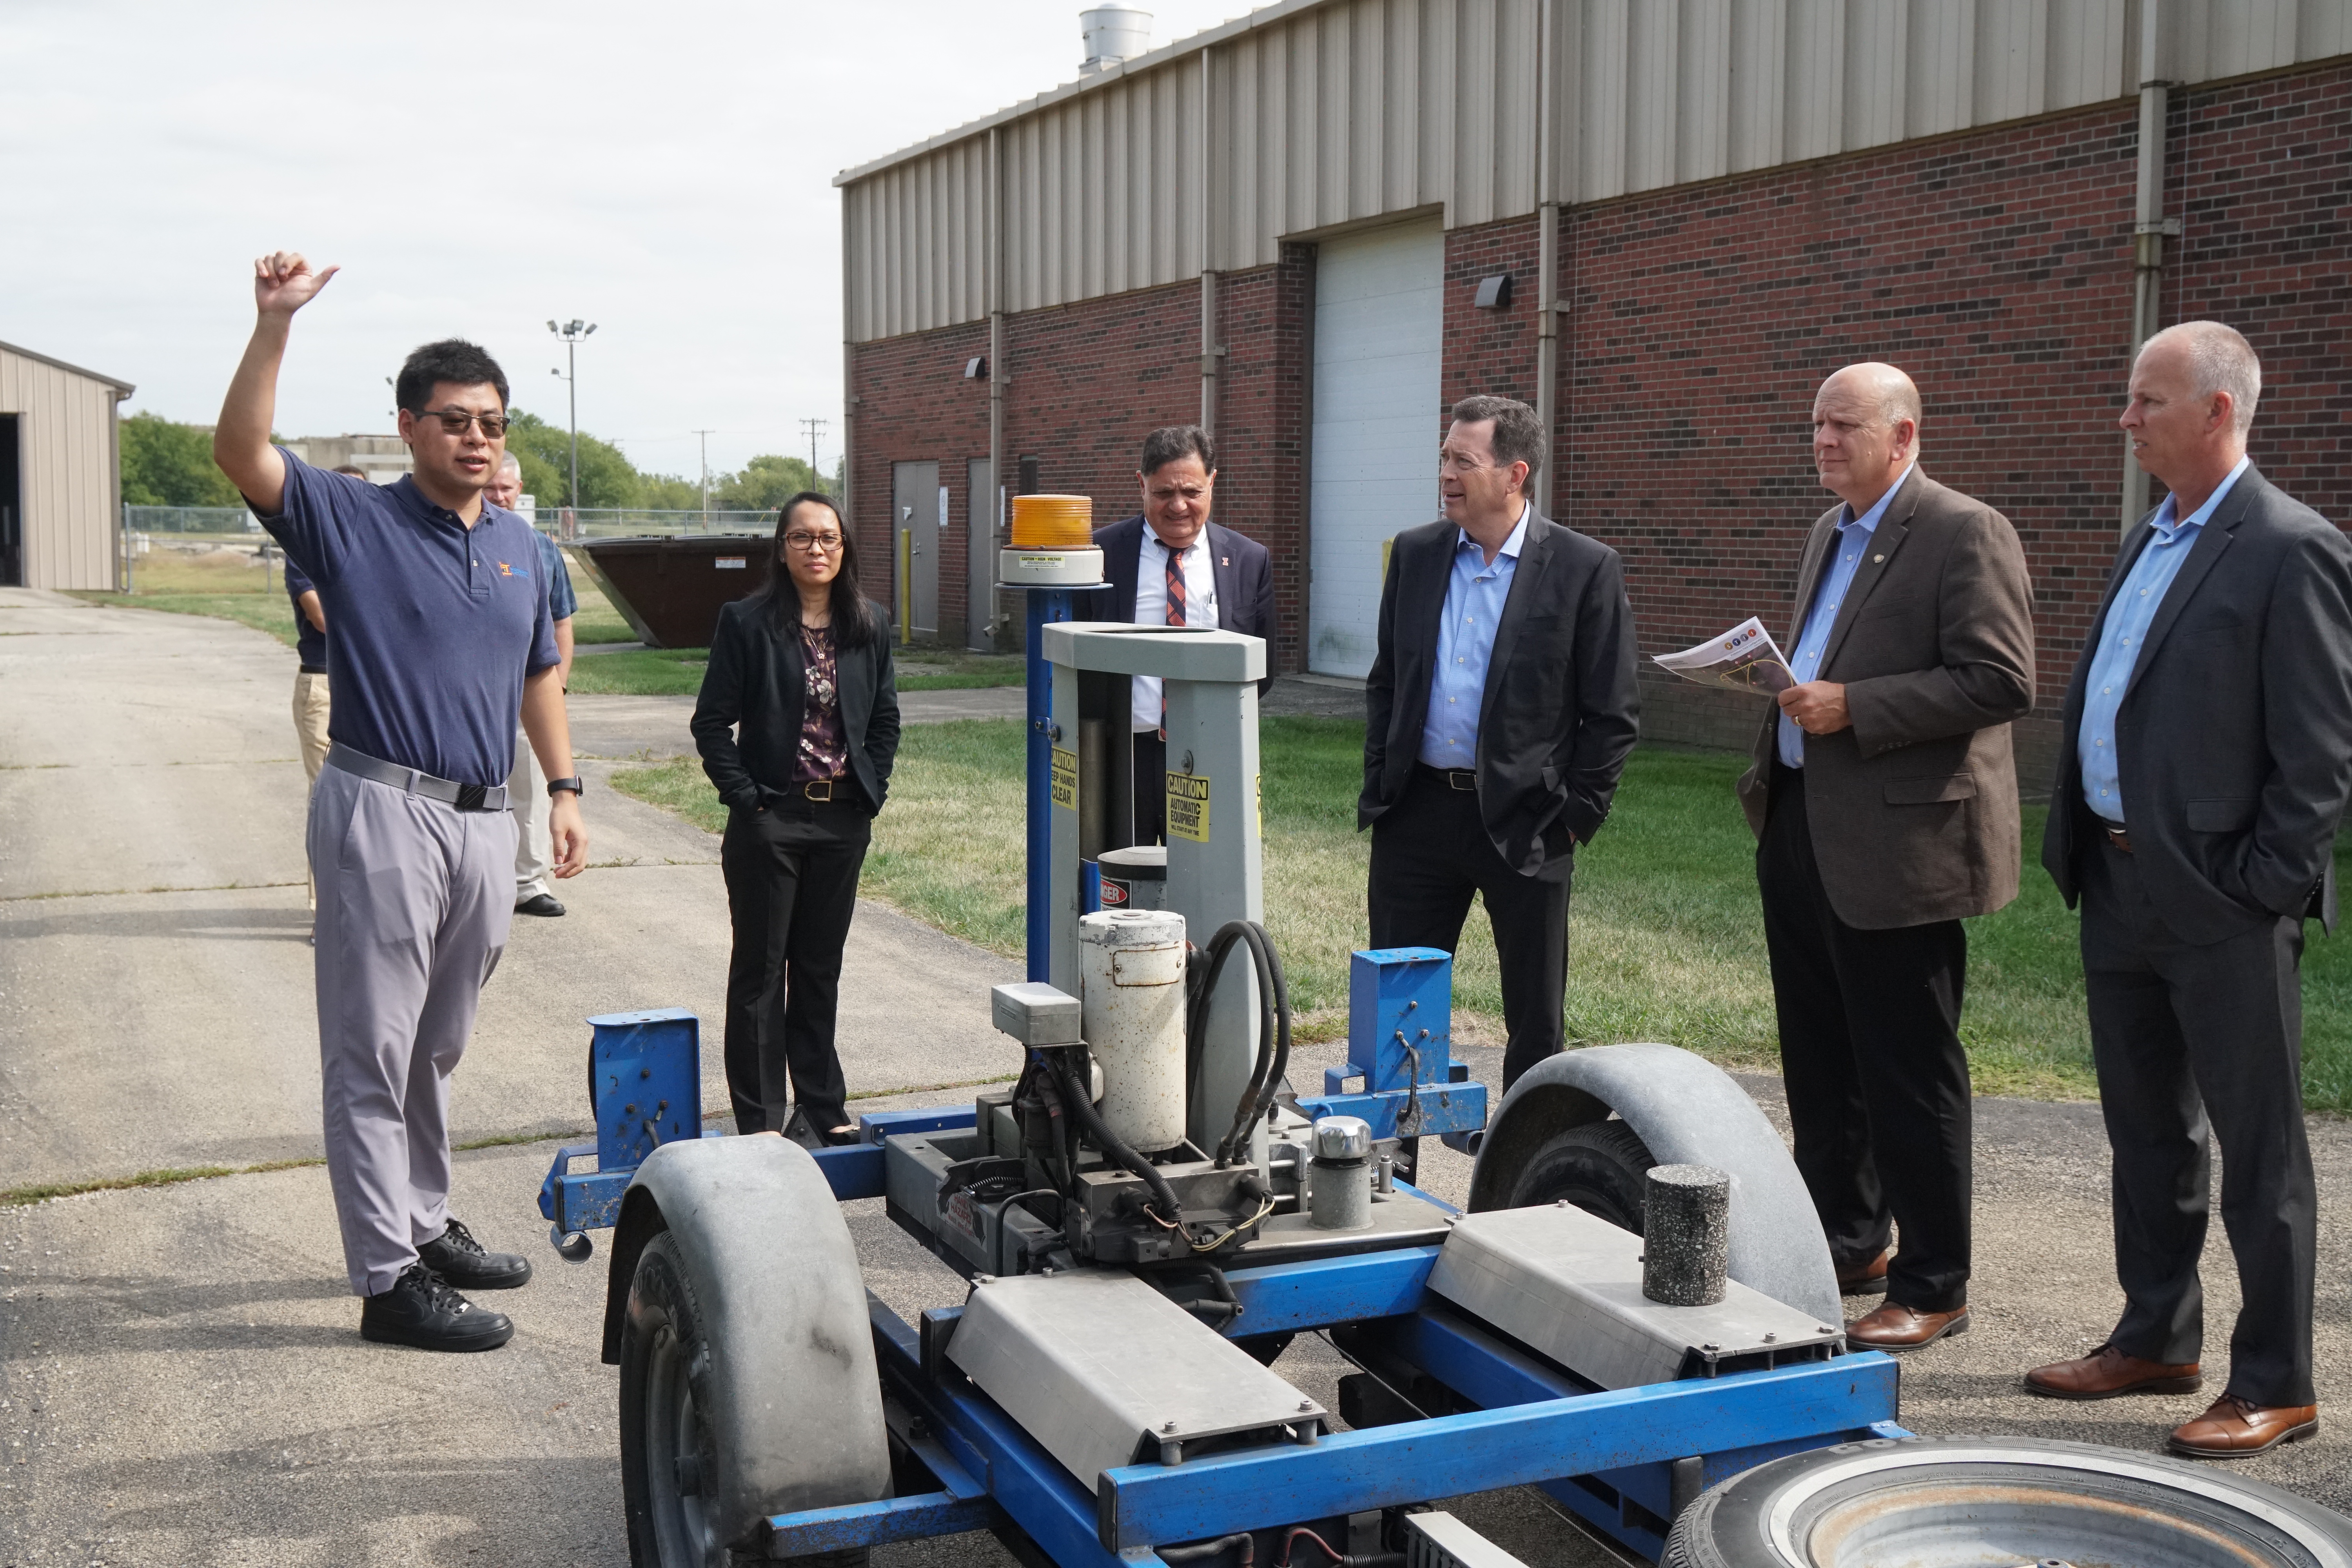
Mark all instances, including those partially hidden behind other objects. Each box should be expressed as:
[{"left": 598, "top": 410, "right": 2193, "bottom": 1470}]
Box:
[{"left": 124, "top": 505, "right": 260, "bottom": 535}]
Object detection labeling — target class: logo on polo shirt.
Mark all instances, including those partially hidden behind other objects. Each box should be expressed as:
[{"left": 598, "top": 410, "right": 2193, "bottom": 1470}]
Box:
[{"left": 498, "top": 561, "right": 531, "bottom": 578}]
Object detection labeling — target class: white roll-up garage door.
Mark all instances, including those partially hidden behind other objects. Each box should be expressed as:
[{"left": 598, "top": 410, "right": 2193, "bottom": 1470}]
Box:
[{"left": 1307, "top": 219, "right": 1443, "bottom": 679}]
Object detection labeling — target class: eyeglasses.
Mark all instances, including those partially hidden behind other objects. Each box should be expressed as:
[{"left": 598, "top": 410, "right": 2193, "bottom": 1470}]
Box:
[
  {"left": 783, "top": 532, "right": 845, "bottom": 554},
  {"left": 414, "top": 408, "right": 513, "bottom": 438}
]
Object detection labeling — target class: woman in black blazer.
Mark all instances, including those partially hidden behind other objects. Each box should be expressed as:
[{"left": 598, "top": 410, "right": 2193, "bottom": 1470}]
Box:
[{"left": 691, "top": 491, "right": 901, "bottom": 1143}]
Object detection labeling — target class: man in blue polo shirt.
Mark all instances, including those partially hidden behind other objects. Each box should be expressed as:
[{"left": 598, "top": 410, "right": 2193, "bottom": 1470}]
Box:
[{"left": 214, "top": 250, "right": 590, "bottom": 1353}]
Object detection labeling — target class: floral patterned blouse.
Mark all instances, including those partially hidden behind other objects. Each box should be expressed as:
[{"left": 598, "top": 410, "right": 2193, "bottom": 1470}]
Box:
[{"left": 791, "top": 622, "right": 849, "bottom": 781}]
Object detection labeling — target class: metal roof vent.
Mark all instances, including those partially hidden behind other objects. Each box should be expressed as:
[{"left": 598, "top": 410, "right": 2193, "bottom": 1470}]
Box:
[{"left": 1080, "top": 6, "right": 1151, "bottom": 74}]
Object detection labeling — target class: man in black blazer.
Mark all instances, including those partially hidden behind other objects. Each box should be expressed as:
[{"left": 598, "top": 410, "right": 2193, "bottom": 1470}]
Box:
[
  {"left": 1093, "top": 424, "right": 1276, "bottom": 842},
  {"left": 1361, "top": 395, "right": 1640, "bottom": 1092},
  {"left": 2027, "top": 321, "right": 2352, "bottom": 1460}
]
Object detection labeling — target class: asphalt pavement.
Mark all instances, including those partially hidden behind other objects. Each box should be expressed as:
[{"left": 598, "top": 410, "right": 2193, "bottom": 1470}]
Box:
[{"left": 3, "top": 586, "right": 2348, "bottom": 1566}]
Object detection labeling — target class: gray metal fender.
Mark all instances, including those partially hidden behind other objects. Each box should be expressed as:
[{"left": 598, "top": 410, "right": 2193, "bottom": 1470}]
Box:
[
  {"left": 602, "top": 1135, "right": 890, "bottom": 1538},
  {"left": 1466, "top": 1043, "right": 1840, "bottom": 1324}
]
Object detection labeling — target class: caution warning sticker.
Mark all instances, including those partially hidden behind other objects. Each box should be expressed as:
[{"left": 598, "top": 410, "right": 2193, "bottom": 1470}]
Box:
[
  {"left": 1050, "top": 747, "right": 1078, "bottom": 811},
  {"left": 1167, "top": 772, "right": 1211, "bottom": 842}
]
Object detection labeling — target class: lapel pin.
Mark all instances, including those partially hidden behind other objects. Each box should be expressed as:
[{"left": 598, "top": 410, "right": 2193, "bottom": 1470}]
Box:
[{"left": 1872, "top": 554, "right": 1884, "bottom": 563}]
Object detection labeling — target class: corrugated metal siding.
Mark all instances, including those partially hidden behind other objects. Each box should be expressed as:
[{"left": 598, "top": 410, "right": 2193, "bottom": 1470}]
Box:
[
  {"left": 842, "top": 0, "right": 2352, "bottom": 342},
  {"left": 0, "top": 347, "right": 120, "bottom": 591}
]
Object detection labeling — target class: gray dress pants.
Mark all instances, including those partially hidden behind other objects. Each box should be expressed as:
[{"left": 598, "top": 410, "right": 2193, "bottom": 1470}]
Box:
[
  {"left": 309, "top": 764, "right": 515, "bottom": 1296},
  {"left": 2080, "top": 836, "right": 2317, "bottom": 1408}
]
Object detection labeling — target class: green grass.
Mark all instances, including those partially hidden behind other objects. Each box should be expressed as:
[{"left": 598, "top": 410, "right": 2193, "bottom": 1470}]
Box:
[
  {"left": 614, "top": 717, "right": 2352, "bottom": 1110},
  {"left": 570, "top": 642, "right": 1028, "bottom": 698},
  {"left": 67, "top": 545, "right": 303, "bottom": 647}
]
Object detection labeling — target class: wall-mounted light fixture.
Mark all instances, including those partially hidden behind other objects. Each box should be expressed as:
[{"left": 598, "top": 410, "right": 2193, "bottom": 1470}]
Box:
[
  {"left": 964, "top": 356, "right": 988, "bottom": 379},
  {"left": 1473, "top": 274, "right": 1514, "bottom": 310}
]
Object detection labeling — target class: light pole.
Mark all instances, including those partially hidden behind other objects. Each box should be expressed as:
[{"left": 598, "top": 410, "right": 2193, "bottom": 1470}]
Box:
[
  {"left": 800, "top": 417, "right": 828, "bottom": 493},
  {"left": 547, "top": 318, "right": 597, "bottom": 512},
  {"left": 693, "top": 428, "right": 715, "bottom": 529}
]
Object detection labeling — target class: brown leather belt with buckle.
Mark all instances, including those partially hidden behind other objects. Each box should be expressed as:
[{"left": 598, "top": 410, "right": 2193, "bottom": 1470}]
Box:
[{"left": 2104, "top": 826, "right": 2133, "bottom": 853}]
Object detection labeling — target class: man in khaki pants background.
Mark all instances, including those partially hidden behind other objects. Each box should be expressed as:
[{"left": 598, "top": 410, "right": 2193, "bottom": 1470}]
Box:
[{"left": 285, "top": 462, "right": 367, "bottom": 915}]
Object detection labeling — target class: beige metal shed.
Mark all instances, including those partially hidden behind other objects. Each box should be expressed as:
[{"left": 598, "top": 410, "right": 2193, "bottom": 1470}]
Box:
[{"left": 0, "top": 340, "right": 136, "bottom": 590}]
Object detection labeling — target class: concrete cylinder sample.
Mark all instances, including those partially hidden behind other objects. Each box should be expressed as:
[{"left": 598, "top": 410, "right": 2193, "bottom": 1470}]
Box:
[
  {"left": 1308, "top": 1116, "right": 1374, "bottom": 1231},
  {"left": 1642, "top": 1163, "right": 1730, "bottom": 1306},
  {"left": 1078, "top": 909, "right": 1188, "bottom": 1152}
]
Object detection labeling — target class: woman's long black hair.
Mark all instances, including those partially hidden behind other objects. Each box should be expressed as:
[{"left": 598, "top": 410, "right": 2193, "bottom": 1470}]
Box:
[{"left": 750, "top": 490, "right": 875, "bottom": 648}]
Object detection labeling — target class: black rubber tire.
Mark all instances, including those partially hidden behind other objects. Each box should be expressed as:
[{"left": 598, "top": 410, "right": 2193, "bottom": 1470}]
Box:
[
  {"left": 1664, "top": 1434, "right": 2352, "bottom": 1568},
  {"left": 1502, "top": 1118, "right": 1657, "bottom": 1232},
  {"left": 619, "top": 1232, "right": 869, "bottom": 1568}
]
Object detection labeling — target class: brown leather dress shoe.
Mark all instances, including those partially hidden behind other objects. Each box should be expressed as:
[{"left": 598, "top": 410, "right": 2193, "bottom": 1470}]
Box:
[
  {"left": 2168, "top": 1394, "right": 2319, "bottom": 1459},
  {"left": 2024, "top": 1343, "right": 2201, "bottom": 1401},
  {"left": 1835, "top": 1248, "right": 1891, "bottom": 1296},
  {"left": 1847, "top": 1302, "right": 1969, "bottom": 1350}
]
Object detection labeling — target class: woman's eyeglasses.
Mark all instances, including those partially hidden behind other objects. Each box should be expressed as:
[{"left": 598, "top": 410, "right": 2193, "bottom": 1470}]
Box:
[{"left": 784, "top": 532, "right": 845, "bottom": 554}]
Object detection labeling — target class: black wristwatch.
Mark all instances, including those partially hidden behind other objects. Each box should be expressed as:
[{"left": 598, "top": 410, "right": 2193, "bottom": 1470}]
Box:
[{"left": 547, "top": 776, "right": 584, "bottom": 798}]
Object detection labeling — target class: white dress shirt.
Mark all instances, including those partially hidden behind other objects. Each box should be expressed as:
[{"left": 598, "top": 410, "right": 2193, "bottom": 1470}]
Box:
[{"left": 1130, "top": 521, "right": 1220, "bottom": 733}]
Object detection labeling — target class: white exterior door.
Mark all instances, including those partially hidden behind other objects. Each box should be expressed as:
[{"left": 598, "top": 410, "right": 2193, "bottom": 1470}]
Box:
[{"left": 1308, "top": 219, "right": 1443, "bottom": 678}]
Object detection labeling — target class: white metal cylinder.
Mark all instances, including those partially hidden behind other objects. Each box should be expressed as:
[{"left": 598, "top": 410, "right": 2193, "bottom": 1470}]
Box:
[{"left": 1078, "top": 909, "right": 1187, "bottom": 1152}]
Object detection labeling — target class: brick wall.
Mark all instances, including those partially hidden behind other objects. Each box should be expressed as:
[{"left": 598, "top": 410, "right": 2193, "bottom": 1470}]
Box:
[{"left": 848, "top": 253, "right": 1314, "bottom": 668}]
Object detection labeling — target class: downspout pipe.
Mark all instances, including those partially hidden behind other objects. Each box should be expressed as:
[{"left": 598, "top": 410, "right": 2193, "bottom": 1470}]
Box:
[
  {"left": 1199, "top": 46, "right": 1223, "bottom": 438},
  {"left": 2122, "top": 0, "right": 2177, "bottom": 533},
  {"left": 1534, "top": 0, "right": 1561, "bottom": 516},
  {"left": 989, "top": 126, "right": 1008, "bottom": 650}
]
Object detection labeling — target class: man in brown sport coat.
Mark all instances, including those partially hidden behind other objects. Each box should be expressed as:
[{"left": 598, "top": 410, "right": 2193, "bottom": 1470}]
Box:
[{"left": 1736, "top": 362, "right": 2035, "bottom": 1351}]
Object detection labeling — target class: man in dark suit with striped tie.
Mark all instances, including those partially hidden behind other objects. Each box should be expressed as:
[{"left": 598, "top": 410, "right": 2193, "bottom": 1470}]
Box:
[{"left": 1092, "top": 425, "right": 1277, "bottom": 842}]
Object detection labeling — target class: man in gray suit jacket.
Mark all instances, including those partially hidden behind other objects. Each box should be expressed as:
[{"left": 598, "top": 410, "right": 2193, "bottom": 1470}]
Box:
[
  {"left": 2026, "top": 322, "right": 2352, "bottom": 1460},
  {"left": 1736, "top": 363, "right": 2035, "bottom": 1353}
]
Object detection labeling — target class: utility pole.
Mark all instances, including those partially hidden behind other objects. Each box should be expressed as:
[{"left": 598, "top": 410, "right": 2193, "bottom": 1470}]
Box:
[
  {"left": 800, "top": 418, "right": 828, "bottom": 493},
  {"left": 547, "top": 318, "right": 597, "bottom": 512},
  {"left": 693, "top": 428, "right": 715, "bottom": 527}
]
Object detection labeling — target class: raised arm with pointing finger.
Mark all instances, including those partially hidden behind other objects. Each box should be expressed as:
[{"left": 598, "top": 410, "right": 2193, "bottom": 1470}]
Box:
[{"left": 217, "top": 252, "right": 588, "bottom": 1355}]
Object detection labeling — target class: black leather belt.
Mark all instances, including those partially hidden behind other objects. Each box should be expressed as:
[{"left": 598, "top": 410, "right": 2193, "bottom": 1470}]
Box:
[
  {"left": 796, "top": 778, "right": 848, "bottom": 803},
  {"left": 326, "top": 742, "right": 508, "bottom": 811},
  {"left": 1416, "top": 763, "right": 1477, "bottom": 792}
]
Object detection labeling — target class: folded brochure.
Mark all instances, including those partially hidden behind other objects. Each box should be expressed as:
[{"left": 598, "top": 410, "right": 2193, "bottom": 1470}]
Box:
[{"left": 1653, "top": 616, "right": 1795, "bottom": 695}]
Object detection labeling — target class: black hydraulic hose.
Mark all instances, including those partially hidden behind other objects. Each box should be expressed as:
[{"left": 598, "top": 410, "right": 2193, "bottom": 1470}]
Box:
[
  {"left": 1195, "top": 920, "right": 1292, "bottom": 1168},
  {"left": 1047, "top": 1052, "right": 1185, "bottom": 1225}
]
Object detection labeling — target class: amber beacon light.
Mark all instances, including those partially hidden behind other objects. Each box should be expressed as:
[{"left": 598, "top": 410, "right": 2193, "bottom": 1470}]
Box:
[{"left": 1001, "top": 494, "right": 1107, "bottom": 586}]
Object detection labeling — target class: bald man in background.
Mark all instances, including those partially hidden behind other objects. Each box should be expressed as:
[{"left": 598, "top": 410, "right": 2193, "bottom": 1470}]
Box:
[{"left": 1737, "top": 363, "right": 2034, "bottom": 1350}]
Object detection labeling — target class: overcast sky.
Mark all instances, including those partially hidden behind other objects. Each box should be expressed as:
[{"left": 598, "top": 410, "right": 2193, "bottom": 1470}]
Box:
[{"left": 2, "top": 1, "right": 1247, "bottom": 482}]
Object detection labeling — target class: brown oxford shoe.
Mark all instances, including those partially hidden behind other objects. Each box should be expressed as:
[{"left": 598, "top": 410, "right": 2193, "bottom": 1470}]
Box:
[
  {"left": 1847, "top": 1301, "right": 1970, "bottom": 1350},
  {"left": 1836, "top": 1249, "right": 1891, "bottom": 1296},
  {"left": 2024, "top": 1343, "right": 2201, "bottom": 1401},
  {"left": 2168, "top": 1394, "right": 2319, "bottom": 1459}
]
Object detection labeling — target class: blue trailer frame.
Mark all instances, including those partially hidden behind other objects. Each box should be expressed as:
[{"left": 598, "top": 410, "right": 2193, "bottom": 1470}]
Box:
[
  {"left": 544, "top": 594, "right": 1901, "bottom": 1564},
  {"left": 749, "top": 1105, "right": 1901, "bottom": 1564}
]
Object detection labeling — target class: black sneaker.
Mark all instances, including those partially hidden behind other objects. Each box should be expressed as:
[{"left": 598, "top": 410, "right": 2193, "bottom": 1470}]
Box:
[
  {"left": 515, "top": 893, "right": 566, "bottom": 917},
  {"left": 417, "top": 1217, "right": 533, "bottom": 1290},
  {"left": 360, "top": 1263, "right": 514, "bottom": 1352}
]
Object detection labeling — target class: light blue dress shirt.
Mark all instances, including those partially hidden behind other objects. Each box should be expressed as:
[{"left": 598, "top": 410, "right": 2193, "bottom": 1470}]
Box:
[
  {"left": 1778, "top": 465, "right": 1914, "bottom": 768},
  {"left": 1419, "top": 504, "right": 1529, "bottom": 768},
  {"left": 2077, "top": 456, "right": 2250, "bottom": 824}
]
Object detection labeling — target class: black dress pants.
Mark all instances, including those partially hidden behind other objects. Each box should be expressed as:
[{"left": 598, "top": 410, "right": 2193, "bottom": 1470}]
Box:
[
  {"left": 1367, "top": 766, "right": 1570, "bottom": 1091},
  {"left": 2079, "top": 835, "right": 2316, "bottom": 1407},
  {"left": 1132, "top": 729, "right": 1166, "bottom": 846},
  {"left": 1759, "top": 763, "right": 1973, "bottom": 1314},
  {"left": 720, "top": 797, "right": 871, "bottom": 1136}
]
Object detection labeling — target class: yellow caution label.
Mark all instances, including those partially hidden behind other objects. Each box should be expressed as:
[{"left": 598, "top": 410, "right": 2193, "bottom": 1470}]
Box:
[
  {"left": 1167, "top": 772, "right": 1211, "bottom": 842},
  {"left": 1050, "top": 746, "right": 1078, "bottom": 811}
]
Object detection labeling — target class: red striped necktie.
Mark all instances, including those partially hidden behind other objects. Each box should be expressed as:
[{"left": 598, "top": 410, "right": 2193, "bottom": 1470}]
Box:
[{"left": 1159, "top": 543, "right": 1189, "bottom": 739}]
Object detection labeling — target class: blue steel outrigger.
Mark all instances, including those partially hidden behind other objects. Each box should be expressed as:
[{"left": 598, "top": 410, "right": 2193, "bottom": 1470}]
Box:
[{"left": 538, "top": 572, "right": 1902, "bottom": 1567}]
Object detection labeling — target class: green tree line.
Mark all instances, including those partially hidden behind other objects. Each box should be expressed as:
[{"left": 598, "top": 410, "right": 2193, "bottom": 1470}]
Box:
[{"left": 120, "top": 409, "right": 833, "bottom": 514}]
